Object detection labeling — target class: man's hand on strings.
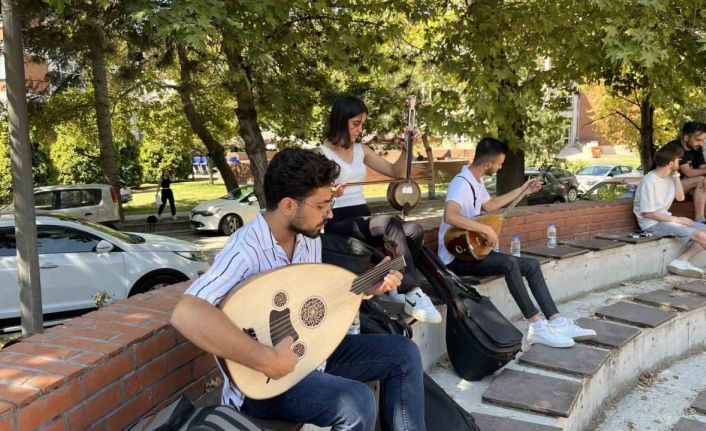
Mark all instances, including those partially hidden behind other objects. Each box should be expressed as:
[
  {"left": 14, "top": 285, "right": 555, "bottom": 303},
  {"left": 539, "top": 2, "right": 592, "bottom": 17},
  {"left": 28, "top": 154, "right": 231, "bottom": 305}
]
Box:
[{"left": 364, "top": 256, "right": 403, "bottom": 297}]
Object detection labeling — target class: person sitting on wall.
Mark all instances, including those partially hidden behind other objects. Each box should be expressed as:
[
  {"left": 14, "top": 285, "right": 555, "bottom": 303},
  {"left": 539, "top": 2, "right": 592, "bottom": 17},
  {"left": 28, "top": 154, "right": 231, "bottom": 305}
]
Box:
[
  {"left": 636, "top": 142, "right": 706, "bottom": 278},
  {"left": 438, "top": 137, "right": 596, "bottom": 348},
  {"left": 668, "top": 121, "right": 706, "bottom": 223}
]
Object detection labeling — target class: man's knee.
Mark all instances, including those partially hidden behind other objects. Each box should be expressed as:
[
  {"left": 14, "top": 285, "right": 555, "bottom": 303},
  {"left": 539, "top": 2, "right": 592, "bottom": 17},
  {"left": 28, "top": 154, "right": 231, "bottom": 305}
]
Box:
[
  {"left": 693, "top": 231, "right": 706, "bottom": 243},
  {"left": 404, "top": 221, "right": 424, "bottom": 245},
  {"left": 394, "top": 335, "right": 423, "bottom": 371},
  {"left": 337, "top": 382, "right": 377, "bottom": 430}
]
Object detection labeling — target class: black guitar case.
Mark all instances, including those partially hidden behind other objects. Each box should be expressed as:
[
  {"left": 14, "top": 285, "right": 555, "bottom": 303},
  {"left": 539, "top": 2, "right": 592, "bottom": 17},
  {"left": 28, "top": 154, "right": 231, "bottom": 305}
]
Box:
[{"left": 417, "top": 245, "right": 522, "bottom": 381}]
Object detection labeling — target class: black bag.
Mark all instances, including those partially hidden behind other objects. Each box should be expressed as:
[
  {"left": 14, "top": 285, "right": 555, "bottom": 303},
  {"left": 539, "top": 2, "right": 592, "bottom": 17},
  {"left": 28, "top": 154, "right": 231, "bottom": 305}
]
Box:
[
  {"left": 360, "top": 294, "right": 479, "bottom": 431},
  {"left": 417, "top": 245, "right": 522, "bottom": 381},
  {"left": 321, "top": 233, "right": 384, "bottom": 275}
]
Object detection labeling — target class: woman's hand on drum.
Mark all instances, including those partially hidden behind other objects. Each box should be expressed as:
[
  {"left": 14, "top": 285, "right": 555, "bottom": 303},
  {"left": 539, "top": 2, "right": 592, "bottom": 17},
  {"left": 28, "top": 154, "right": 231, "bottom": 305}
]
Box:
[{"left": 364, "top": 256, "right": 403, "bottom": 297}]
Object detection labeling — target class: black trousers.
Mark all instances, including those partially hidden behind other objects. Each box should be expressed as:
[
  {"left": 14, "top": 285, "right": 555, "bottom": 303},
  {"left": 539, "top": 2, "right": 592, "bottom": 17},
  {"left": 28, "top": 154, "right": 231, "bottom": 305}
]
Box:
[
  {"left": 326, "top": 205, "right": 424, "bottom": 293},
  {"left": 447, "top": 251, "right": 559, "bottom": 319},
  {"left": 158, "top": 189, "right": 176, "bottom": 216}
]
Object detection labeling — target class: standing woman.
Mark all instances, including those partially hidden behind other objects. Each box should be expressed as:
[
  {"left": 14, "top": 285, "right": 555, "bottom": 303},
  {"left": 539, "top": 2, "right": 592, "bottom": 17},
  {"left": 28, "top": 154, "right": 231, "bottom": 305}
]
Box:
[
  {"left": 320, "top": 95, "right": 441, "bottom": 323},
  {"left": 158, "top": 169, "right": 177, "bottom": 220}
]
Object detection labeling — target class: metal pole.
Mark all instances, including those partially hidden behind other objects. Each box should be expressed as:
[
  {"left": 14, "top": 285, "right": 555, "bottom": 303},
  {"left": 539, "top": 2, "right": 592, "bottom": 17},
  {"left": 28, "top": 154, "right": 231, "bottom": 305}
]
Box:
[{"left": 2, "top": 0, "right": 43, "bottom": 335}]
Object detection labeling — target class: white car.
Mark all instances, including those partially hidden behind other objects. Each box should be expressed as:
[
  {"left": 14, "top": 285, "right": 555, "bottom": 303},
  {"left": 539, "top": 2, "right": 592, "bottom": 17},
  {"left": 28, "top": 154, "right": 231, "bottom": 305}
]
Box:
[
  {"left": 3, "top": 184, "right": 121, "bottom": 226},
  {"left": 190, "top": 186, "right": 261, "bottom": 235},
  {"left": 0, "top": 214, "right": 208, "bottom": 322},
  {"left": 576, "top": 165, "right": 634, "bottom": 194}
]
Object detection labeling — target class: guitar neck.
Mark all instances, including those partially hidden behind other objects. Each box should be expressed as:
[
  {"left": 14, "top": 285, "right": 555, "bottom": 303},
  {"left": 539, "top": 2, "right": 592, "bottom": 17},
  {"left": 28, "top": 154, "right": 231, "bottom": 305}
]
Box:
[
  {"left": 350, "top": 256, "right": 406, "bottom": 295},
  {"left": 501, "top": 172, "right": 545, "bottom": 217}
]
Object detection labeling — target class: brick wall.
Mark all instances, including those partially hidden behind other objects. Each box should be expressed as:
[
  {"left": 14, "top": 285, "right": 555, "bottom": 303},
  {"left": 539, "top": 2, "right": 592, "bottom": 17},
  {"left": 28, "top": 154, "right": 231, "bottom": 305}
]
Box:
[
  {"left": 0, "top": 197, "right": 695, "bottom": 430},
  {"left": 0, "top": 283, "right": 218, "bottom": 431}
]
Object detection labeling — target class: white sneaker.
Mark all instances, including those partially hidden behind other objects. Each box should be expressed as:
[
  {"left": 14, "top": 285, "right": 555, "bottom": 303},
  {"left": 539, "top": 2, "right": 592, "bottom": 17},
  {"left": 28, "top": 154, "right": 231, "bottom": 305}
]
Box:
[
  {"left": 527, "top": 322, "right": 575, "bottom": 348},
  {"left": 667, "top": 259, "right": 703, "bottom": 279},
  {"left": 549, "top": 318, "right": 597, "bottom": 341},
  {"left": 403, "top": 287, "right": 442, "bottom": 324},
  {"left": 172, "top": 215, "right": 178, "bottom": 220}
]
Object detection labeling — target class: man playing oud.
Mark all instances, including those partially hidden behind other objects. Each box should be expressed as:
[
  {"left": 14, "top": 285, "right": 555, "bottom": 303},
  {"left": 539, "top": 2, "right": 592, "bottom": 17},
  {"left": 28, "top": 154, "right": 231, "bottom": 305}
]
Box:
[
  {"left": 171, "top": 148, "right": 425, "bottom": 431},
  {"left": 438, "top": 137, "right": 596, "bottom": 348}
]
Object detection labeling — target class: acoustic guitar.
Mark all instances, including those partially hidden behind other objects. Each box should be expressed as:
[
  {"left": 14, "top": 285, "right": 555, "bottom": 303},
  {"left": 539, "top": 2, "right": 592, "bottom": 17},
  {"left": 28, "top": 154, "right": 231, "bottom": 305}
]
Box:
[
  {"left": 217, "top": 255, "right": 405, "bottom": 400},
  {"left": 444, "top": 168, "right": 547, "bottom": 261}
]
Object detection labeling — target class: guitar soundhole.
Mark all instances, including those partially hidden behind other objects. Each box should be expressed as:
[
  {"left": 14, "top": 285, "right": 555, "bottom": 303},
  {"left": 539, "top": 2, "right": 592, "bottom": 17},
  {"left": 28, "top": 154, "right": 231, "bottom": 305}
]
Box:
[
  {"left": 292, "top": 342, "right": 306, "bottom": 358},
  {"left": 300, "top": 297, "right": 325, "bottom": 328},
  {"left": 273, "top": 291, "right": 288, "bottom": 309}
]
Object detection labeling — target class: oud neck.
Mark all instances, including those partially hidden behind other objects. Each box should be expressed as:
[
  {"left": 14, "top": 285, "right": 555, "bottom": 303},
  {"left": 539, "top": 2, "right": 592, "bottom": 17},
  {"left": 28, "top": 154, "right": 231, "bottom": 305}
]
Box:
[
  {"left": 501, "top": 172, "right": 545, "bottom": 217},
  {"left": 350, "top": 256, "right": 406, "bottom": 295}
]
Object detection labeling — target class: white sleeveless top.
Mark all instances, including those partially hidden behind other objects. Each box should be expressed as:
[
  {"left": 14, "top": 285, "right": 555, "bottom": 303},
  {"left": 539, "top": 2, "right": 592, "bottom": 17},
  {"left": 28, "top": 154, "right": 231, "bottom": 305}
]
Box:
[{"left": 319, "top": 144, "right": 367, "bottom": 208}]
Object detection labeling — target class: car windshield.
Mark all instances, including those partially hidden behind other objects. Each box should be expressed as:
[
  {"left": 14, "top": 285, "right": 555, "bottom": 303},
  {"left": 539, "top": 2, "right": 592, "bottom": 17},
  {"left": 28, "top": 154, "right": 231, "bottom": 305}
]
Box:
[
  {"left": 581, "top": 183, "right": 636, "bottom": 201},
  {"left": 220, "top": 186, "right": 254, "bottom": 200},
  {"left": 578, "top": 166, "right": 611, "bottom": 176},
  {"left": 47, "top": 214, "right": 146, "bottom": 244}
]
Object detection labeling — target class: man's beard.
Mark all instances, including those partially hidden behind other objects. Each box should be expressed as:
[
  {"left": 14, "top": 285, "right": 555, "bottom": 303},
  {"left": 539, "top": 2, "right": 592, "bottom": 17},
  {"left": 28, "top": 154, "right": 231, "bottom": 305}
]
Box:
[{"left": 291, "top": 215, "right": 326, "bottom": 239}]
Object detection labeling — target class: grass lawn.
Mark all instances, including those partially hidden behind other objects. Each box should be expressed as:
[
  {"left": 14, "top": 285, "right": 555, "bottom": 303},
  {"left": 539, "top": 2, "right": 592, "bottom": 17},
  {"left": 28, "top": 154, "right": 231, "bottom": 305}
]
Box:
[{"left": 124, "top": 179, "right": 448, "bottom": 215}]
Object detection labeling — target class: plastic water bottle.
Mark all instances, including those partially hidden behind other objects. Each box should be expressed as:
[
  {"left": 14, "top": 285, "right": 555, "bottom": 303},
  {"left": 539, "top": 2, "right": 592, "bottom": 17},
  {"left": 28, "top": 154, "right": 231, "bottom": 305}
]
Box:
[
  {"left": 547, "top": 223, "right": 557, "bottom": 248},
  {"left": 510, "top": 235, "right": 521, "bottom": 257},
  {"left": 493, "top": 241, "right": 500, "bottom": 253}
]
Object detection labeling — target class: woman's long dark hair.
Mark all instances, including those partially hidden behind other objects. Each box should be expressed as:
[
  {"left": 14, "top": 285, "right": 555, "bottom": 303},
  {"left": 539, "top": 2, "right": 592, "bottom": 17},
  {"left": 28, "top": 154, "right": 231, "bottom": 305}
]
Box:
[{"left": 324, "top": 95, "right": 368, "bottom": 149}]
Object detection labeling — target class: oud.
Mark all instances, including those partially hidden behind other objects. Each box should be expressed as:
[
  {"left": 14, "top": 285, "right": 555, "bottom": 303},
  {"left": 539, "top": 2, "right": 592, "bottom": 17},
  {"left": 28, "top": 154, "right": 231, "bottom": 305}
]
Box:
[
  {"left": 444, "top": 169, "right": 546, "bottom": 261},
  {"left": 218, "top": 256, "right": 405, "bottom": 400}
]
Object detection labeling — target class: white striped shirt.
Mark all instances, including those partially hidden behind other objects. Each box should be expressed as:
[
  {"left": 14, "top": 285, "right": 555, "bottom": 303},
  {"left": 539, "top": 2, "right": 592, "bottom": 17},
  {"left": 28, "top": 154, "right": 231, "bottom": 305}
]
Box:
[{"left": 184, "top": 212, "right": 322, "bottom": 408}]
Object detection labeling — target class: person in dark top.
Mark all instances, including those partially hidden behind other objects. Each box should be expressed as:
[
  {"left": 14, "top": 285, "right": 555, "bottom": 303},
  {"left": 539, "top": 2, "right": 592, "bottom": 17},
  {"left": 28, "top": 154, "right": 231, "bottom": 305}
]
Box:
[
  {"left": 668, "top": 122, "right": 706, "bottom": 223},
  {"left": 158, "top": 169, "right": 177, "bottom": 220}
]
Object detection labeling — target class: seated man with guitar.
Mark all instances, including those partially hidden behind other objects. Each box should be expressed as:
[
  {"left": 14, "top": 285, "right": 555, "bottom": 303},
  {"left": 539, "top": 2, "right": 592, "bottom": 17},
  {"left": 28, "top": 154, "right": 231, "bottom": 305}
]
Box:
[
  {"left": 439, "top": 137, "right": 595, "bottom": 348},
  {"left": 171, "top": 148, "right": 425, "bottom": 431}
]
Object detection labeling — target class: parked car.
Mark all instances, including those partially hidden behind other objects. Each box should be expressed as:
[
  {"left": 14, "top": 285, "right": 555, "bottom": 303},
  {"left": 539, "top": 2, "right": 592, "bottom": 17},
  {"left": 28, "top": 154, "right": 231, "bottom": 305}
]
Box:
[
  {"left": 190, "top": 186, "right": 260, "bottom": 235},
  {"left": 483, "top": 170, "right": 570, "bottom": 205},
  {"left": 528, "top": 166, "right": 580, "bottom": 202},
  {"left": 2, "top": 184, "right": 121, "bottom": 225},
  {"left": 579, "top": 177, "right": 641, "bottom": 202},
  {"left": 576, "top": 165, "right": 634, "bottom": 194},
  {"left": 0, "top": 214, "right": 208, "bottom": 324}
]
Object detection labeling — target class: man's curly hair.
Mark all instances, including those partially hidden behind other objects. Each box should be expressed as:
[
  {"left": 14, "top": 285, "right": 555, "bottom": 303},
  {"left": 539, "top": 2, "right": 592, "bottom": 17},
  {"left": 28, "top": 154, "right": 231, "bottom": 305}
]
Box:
[{"left": 264, "top": 148, "right": 340, "bottom": 210}]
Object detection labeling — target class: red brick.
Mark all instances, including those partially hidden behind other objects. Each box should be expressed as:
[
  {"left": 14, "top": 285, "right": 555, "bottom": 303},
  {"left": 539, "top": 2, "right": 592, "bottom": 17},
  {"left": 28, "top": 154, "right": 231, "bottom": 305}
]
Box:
[
  {"left": 165, "top": 343, "right": 201, "bottom": 372},
  {"left": 135, "top": 331, "right": 176, "bottom": 365},
  {"left": 16, "top": 379, "right": 80, "bottom": 431},
  {"left": 0, "top": 383, "right": 40, "bottom": 405},
  {"left": 123, "top": 358, "right": 166, "bottom": 399},
  {"left": 0, "top": 354, "right": 83, "bottom": 380},
  {"left": 46, "top": 337, "right": 123, "bottom": 356},
  {"left": 71, "top": 353, "right": 105, "bottom": 366},
  {"left": 67, "top": 384, "right": 122, "bottom": 431},
  {"left": 0, "top": 415, "right": 13, "bottom": 431},
  {"left": 104, "top": 389, "right": 153, "bottom": 431},
  {"left": 110, "top": 305, "right": 172, "bottom": 323},
  {"left": 47, "top": 325, "right": 116, "bottom": 342},
  {"left": 192, "top": 353, "right": 216, "bottom": 378},
  {"left": 0, "top": 402, "right": 10, "bottom": 417},
  {"left": 4, "top": 342, "right": 81, "bottom": 361},
  {"left": 153, "top": 365, "right": 191, "bottom": 402},
  {"left": 81, "top": 350, "right": 134, "bottom": 397},
  {"left": 42, "top": 417, "right": 67, "bottom": 431},
  {"left": 123, "top": 298, "right": 176, "bottom": 313}
]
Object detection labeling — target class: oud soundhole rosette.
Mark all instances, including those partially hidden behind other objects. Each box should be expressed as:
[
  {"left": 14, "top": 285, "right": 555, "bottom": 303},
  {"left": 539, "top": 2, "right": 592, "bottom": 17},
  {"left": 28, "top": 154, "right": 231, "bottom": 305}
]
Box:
[
  {"left": 300, "top": 297, "right": 325, "bottom": 328},
  {"left": 292, "top": 342, "right": 306, "bottom": 358},
  {"left": 272, "top": 291, "right": 288, "bottom": 309}
]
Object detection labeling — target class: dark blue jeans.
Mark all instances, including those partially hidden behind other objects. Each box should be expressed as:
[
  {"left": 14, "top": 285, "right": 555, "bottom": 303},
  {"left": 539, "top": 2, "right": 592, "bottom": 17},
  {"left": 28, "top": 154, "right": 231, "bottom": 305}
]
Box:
[
  {"left": 448, "top": 251, "right": 560, "bottom": 319},
  {"left": 241, "top": 334, "right": 425, "bottom": 431}
]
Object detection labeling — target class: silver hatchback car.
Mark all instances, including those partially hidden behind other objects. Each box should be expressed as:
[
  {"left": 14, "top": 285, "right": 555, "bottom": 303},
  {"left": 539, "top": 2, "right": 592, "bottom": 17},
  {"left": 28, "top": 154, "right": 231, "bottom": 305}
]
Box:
[{"left": 3, "top": 184, "right": 120, "bottom": 226}]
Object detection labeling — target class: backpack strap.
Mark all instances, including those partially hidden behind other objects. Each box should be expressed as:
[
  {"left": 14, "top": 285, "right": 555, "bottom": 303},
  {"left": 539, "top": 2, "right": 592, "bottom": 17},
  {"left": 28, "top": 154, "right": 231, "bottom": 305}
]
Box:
[{"left": 454, "top": 175, "right": 477, "bottom": 209}]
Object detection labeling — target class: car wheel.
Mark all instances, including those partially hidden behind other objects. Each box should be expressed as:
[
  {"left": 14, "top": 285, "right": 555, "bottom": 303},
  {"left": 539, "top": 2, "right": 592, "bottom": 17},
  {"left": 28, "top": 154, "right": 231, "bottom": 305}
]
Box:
[
  {"left": 130, "top": 273, "right": 183, "bottom": 296},
  {"left": 566, "top": 187, "right": 578, "bottom": 202},
  {"left": 219, "top": 214, "right": 243, "bottom": 236}
]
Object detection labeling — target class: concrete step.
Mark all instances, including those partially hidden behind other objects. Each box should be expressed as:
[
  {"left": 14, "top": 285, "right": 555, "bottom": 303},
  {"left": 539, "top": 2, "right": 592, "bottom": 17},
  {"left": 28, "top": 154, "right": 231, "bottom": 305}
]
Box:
[
  {"left": 692, "top": 391, "right": 706, "bottom": 415},
  {"left": 573, "top": 318, "right": 641, "bottom": 349},
  {"left": 517, "top": 343, "right": 610, "bottom": 377},
  {"left": 673, "top": 418, "right": 706, "bottom": 431},
  {"left": 559, "top": 238, "right": 625, "bottom": 251},
  {"left": 481, "top": 369, "right": 581, "bottom": 418},
  {"left": 633, "top": 289, "right": 706, "bottom": 312},
  {"left": 595, "top": 301, "right": 677, "bottom": 328},
  {"left": 473, "top": 412, "right": 561, "bottom": 431},
  {"left": 675, "top": 281, "right": 706, "bottom": 296}
]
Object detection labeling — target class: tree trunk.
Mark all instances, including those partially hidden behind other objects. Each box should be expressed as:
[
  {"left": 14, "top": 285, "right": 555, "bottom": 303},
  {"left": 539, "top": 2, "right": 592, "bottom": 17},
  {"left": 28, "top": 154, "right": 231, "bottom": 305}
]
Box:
[
  {"left": 176, "top": 46, "right": 239, "bottom": 192},
  {"left": 422, "top": 127, "right": 435, "bottom": 200},
  {"left": 3, "top": 0, "right": 43, "bottom": 335},
  {"left": 639, "top": 94, "right": 656, "bottom": 173},
  {"left": 496, "top": 147, "right": 525, "bottom": 197},
  {"left": 87, "top": 19, "right": 122, "bottom": 222},
  {"left": 222, "top": 45, "right": 269, "bottom": 207}
]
